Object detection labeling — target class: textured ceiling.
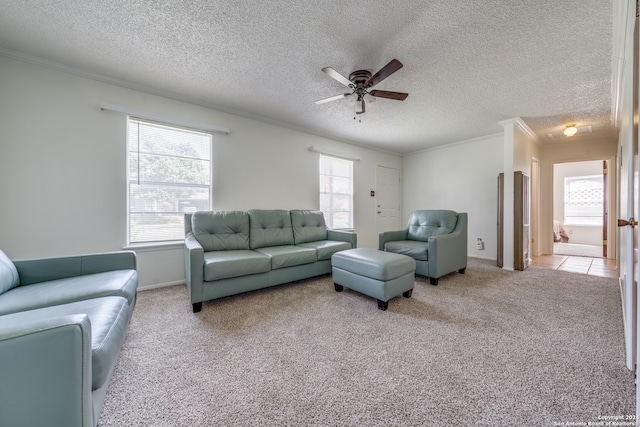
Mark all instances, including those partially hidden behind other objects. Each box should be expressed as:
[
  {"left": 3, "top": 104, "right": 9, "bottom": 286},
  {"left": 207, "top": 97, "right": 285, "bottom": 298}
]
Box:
[{"left": 0, "top": 0, "right": 615, "bottom": 153}]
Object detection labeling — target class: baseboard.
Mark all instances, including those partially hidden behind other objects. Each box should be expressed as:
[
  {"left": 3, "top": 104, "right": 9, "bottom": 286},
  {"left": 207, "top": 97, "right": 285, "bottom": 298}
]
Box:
[
  {"left": 468, "top": 254, "right": 496, "bottom": 261},
  {"left": 138, "top": 280, "right": 185, "bottom": 292}
]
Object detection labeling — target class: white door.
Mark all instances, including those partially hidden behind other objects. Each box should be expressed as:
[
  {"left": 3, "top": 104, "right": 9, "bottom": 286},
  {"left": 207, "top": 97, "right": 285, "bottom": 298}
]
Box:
[
  {"left": 620, "top": 108, "right": 636, "bottom": 374},
  {"left": 633, "top": 11, "right": 640, "bottom": 413},
  {"left": 618, "top": 5, "right": 639, "bottom": 395},
  {"left": 376, "top": 166, "right": 401, "bottom": 235}
]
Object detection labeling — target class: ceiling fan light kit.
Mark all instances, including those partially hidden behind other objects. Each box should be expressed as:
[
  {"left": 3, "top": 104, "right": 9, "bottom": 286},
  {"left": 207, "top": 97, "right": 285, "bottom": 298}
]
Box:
[{"left": 316, "top": 59, "right": 408, "bottom": 121}]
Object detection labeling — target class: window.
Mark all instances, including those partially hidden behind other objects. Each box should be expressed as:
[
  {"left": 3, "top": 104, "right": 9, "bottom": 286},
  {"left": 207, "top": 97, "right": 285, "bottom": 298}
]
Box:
[
  {"left": 127, "top": 119, "right": 211, "bottom": 244},
  {"left": 319, "top": 155, "right": 353, "bottom": 229},
  {"left": 564, "top": 174, "right": 603, "bottom": 226}
]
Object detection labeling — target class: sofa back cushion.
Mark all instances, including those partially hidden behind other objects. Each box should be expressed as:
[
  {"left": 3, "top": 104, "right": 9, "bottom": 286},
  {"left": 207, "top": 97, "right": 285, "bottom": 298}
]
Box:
[
  {"left": 0, "top": 250, "right": 20, "bottom": 294},
  {"left": 191, "top": 211, "right": 251, "bottom": 251},
  {"left": 407, "top": 210, "right": 458, "bottom": 242},
  {"left": 290, "top": 210, "right": 328, "bottom": 244},
  {"left": 248, "top": 210, "right": 295, "bottom": 249}
]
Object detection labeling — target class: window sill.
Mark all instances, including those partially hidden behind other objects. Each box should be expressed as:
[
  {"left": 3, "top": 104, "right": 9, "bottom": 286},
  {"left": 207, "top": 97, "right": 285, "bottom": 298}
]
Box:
[{"left": 123, "top": 242, "right": 184, "bottom": 252}]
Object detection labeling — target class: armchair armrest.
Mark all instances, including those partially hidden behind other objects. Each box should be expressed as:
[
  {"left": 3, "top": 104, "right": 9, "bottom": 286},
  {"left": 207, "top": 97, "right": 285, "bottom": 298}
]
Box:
[
  {"left": 378, "top": 229, "right": 408, "bottom": 250},
  {"left": 14, "top": 251, "right": 137, "bottom": 286},
  {"left": 184, "top": 232, "right": 205, "bottom": 303},
  {"left": 0, "top": 314, "right": 93, "bottom": 427},
  {"left": 427, "top": 214, "right": 468, "bottom": 278},
  {"left": 327, "top": 230, "right": 357, "bottom": 248}
]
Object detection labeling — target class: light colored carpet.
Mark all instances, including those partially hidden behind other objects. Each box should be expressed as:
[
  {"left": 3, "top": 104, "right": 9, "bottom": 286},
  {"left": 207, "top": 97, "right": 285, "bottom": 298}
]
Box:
[
  {"left": 98, "top": 258, "right": 634, "bottom": 426},
  {"left": 554, "top": 242, "right": 603, "bottom": 258}
]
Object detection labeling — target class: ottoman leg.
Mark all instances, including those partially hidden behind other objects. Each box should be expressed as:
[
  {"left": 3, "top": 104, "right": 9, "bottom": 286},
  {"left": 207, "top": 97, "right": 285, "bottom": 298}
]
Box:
[
  {"left": 334, "top": 283, "right": 344, "bottom": 292},
  {"left": 429, "top": 277, "right": 439, "bottom": 286},
  {"left": 403, "top": 289, "right": 413, "bottom": 298},
  {"left": 377, "top": 299, "right": 388, "bottom": 311}
]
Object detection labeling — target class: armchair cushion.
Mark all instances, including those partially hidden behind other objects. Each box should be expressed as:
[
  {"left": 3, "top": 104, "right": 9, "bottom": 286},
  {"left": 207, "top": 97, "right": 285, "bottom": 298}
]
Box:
[
  {"left": 0, "top": 251, "right": 19, "bottom": 294},
  {"left": 383, "top": 240, "right": 429, "bottom": 261},
  {"left": 249, "top": 210, "right": 295, "bottom": 249},
  {"left": 191, "top": 211, "right": 251, "bottom": 251},
  {"left": 290, "top": 210, "right": 328, "bottom": 244},
  {"left": 407, "top": 210, "right": 458, "bottom": 241}
]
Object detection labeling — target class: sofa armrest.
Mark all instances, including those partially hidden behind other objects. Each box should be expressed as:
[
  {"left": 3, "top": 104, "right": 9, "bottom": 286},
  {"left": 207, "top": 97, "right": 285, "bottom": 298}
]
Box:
[
  {"left": 327, "top": 230, "right": 357, "bottom": 248},
  {"left": 0, "top": 314, "right": 93, "bottom": 427},
  {"left": 378, "top": 229, "right": 408, "bottom": 250},
  {"left": 13, "top": 251, "right": 137, "bottom": 286},
  {"left": 184, "top": 232, "right": 205, "bottom": 304}
]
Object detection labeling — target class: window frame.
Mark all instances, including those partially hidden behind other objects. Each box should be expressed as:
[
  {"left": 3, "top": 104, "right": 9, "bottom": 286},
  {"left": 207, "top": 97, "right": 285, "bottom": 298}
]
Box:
[
  {"left": 319, "top": 154, "right": 354, "bottom": 230},
  {"left": 563, "top": 174, "right": 604, "bottom": 226},
  {"left": 126, "top": 117, "right": 213, "bottom": 246}
]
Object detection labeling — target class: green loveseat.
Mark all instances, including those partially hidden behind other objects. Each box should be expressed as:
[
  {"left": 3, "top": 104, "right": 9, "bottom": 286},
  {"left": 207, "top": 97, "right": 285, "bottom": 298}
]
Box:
[
  {"left": 184, "top": 209, "right": 357, "bottom": 312},
  {"left": 0, "top": 250, "right": 138, "bottom": 427},
  {"left": 379, "top": 210, "right": 467, "bottom": 285}
]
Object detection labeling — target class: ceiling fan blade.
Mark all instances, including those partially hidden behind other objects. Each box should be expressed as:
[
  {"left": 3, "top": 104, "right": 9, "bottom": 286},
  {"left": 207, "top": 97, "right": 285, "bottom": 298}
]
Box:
[
  {"left": 315, "top": 93, "right": 351, "bottom": 104},
  {"left": 366, "top": 59, "right": 403, "bottom": 88},
  {"left": 369, "top": 90, "right": 408, "bottom": 101},
  {"left": 322, "top": 67, "right": 352, "bottom": 87}
]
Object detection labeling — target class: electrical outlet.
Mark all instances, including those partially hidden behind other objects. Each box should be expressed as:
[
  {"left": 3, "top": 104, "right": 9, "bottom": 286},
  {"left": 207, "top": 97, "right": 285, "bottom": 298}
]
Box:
[{"left": 476, "top": 238, "right": 484, "bottom": 250}]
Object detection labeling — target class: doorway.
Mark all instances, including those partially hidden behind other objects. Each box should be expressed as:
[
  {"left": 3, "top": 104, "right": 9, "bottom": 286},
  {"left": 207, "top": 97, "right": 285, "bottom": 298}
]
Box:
[{"left": 552, "top": 160, "right": 609, "bottom": 258}]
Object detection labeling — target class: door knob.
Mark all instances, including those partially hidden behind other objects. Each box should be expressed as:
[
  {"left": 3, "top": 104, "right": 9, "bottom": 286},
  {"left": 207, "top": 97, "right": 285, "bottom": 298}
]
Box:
[{"left": 617, "top": 218, "right": 638, "bottom": 228}]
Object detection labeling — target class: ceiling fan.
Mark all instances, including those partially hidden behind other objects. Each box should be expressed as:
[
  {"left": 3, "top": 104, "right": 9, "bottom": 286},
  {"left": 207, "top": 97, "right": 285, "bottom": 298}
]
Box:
[{"left": 315, "top": 59, "right": 408, "bottom": 116}]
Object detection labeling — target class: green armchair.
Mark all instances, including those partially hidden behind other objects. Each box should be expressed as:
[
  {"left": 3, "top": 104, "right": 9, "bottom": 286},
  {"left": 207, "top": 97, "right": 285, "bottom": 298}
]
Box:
[{"left": 379, "top": 210, "right": 467, "bottom": 285}]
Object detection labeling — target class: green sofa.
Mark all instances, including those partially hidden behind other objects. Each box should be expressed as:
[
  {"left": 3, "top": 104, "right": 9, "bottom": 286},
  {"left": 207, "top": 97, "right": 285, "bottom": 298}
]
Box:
[
  {"left": 184, "top": 209, "right": 357, "bottom": 312},
  {"left": 379, "top": 210, "right": 467, "bottom": 285},
  {"left": 0, "top": 250, "right": 138, "bottom": 427}
]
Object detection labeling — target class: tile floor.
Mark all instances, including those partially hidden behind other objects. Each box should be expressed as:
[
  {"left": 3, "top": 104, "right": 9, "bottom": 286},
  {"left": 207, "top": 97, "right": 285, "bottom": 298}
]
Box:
[{"left": 530, "top": 255, "right": 618, "bottom": 279}]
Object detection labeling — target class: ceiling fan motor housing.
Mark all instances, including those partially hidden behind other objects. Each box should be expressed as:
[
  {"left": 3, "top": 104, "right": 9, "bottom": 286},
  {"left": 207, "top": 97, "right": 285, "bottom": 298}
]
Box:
[
  {"left": 349, "top": 69, "right": 373, "bottom": 86},
  {"left": 348, "top": 70, "right": 373, "bottom": 100}
]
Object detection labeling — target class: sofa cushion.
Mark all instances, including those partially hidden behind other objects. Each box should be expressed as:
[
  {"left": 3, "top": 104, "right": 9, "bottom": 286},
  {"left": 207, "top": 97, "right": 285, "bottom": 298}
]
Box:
[
  {"left": 254, "top": 246, "right": 317, "bottom": 270},
  {"left": 0, "top": 296, "right": 130, "bottom": 390},
  {"left": 191, "top": 211, "right": 251, "bottom": 251},
  {"left": 0, "top": 270, "right": 138, "bottom": 316},
  {"left": 203, "top": 250, "right": 271, "bottom": 281},
  {"left": 290, "top": 210, "right": 328, "bottom": 244},
  {"left": 407, "top": 210, "right": 458, "bottom": 242},
  {"left": 384, "top": 240, "right": 429, "bottom": 261},
  {"left": 297, "top": 240, "right": 352, "bottom": 261},
  {"left": 248, "top": 210, "right": 294, "bottom": 249},
  {"left": 0, "top": 250, "right": 19, "bottom": 294}
]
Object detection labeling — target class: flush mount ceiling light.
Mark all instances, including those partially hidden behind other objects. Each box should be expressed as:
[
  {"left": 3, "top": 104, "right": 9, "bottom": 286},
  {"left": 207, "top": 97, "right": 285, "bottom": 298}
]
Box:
[{"left": 563, "top": 124, "right": 578, "bottom": 137}]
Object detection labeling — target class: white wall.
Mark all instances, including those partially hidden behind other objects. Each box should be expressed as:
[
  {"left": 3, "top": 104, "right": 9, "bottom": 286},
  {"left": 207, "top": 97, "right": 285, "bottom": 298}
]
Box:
[
  {"left": 0, "top": 56, "right": 401, "bottom": 289},
  {"left": 402, "top": 133, "right": 503, "bottom": 260}
]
